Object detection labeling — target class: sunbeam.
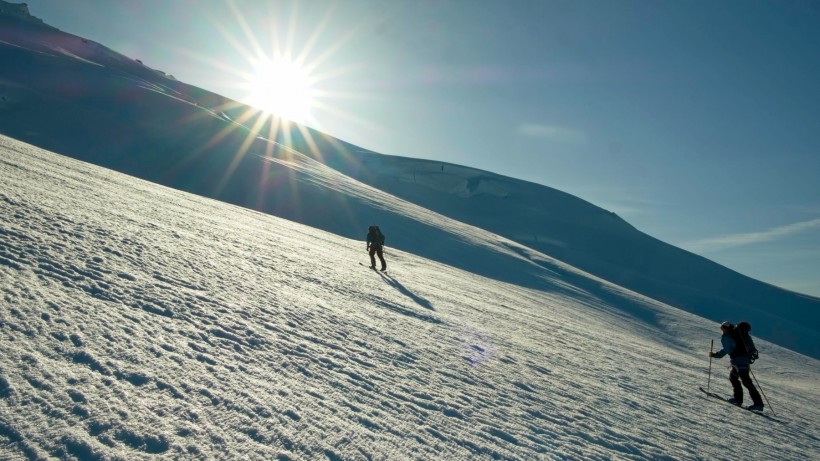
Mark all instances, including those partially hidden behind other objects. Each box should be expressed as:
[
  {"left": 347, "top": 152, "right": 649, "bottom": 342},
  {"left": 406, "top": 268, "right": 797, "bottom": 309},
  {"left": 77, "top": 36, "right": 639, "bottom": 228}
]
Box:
[
  {"left": 241, "top": 56, "right": 315, "bottom": 122},
  {"left": 156, "top": 2, "right": 381, "bottom": 211}
]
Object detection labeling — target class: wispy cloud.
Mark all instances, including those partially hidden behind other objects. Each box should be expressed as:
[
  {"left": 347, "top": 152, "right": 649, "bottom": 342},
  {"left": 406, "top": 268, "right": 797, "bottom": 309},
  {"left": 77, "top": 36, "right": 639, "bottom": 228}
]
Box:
[
  {"left": 516, "top": 124, "right": 585, "bottom": 143},
  {"left": 686, "top": 218, "right": 820, "bottom": 253}
]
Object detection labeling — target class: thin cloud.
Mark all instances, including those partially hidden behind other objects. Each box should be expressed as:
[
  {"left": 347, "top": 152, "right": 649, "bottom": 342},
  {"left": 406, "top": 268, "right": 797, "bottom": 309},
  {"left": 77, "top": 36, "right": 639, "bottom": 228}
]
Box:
[
  {"left": 686, "top": 218, "right": 820, "bottom": 253},
  {"left": 517, "top": 124, "right": 585, "bottom": 143}
]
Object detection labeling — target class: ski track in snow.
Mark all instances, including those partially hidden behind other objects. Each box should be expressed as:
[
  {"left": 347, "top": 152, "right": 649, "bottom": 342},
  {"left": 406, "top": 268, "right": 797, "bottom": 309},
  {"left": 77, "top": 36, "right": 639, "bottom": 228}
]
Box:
[{"left": 1, "top": 137, "right": 819, "bottom": 460}]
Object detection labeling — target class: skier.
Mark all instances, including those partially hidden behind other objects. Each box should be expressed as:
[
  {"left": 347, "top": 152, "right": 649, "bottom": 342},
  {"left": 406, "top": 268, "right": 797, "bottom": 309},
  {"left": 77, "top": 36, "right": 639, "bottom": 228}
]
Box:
[
  {"left": 366, "top": 225, "right": 387, "bottom": 271},
  {"left": 709, "top": 321, "right": 764, "bottom": 411}
]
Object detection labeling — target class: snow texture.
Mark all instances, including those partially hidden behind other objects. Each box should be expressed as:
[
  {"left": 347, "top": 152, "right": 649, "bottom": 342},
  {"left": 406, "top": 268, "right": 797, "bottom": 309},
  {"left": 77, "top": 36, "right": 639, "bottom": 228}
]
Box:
[
  {"left": 2, "top": 136, "right": 819, "bottom": 460},
  {"left": 0, "top": 2, "right": 819, "bottom": 458},
  {"left": 0, "top": 5, "right": 817, "bottom": 360}
]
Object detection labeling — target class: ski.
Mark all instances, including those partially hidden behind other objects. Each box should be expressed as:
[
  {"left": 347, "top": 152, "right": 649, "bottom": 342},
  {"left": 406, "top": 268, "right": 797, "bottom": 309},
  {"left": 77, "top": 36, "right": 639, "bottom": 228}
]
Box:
[
  {"left": 699, "top": 387, "right": 780, "bottom": 422},
  {"left": 359, "top": 262, "right": 387, "bottom": 273}
]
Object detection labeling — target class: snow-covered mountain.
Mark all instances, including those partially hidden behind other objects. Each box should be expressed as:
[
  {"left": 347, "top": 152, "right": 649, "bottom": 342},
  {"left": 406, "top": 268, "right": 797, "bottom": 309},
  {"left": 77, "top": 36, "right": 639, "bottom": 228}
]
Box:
[
  {"left": 2, "top": 4, "right": 817, "bottom": 360},
  {"left": 3, "top": 134, "right": 819, "bottom": 460},
  {"left": 1, "top": 4, "right": 819, "bottom": 459}
]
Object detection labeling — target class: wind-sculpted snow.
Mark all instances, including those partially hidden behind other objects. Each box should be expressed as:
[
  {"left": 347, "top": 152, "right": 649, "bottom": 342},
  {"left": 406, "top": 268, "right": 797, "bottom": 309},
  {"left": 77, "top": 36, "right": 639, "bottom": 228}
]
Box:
[
  {"left": 2, "top": 137, "right": 818, "bottom": 460},
  {"left": 343, "top": 152, "right": 820, "bottom": 359},
  {"left": 0, "top": 11, "right": 818, "bottom": 359}
]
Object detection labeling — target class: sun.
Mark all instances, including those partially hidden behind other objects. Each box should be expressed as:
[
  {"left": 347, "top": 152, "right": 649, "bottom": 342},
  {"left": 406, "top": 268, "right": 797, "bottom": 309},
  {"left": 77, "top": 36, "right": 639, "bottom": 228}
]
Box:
[{"left": 242, "top": 56, "right": 315, "bottom": 123}]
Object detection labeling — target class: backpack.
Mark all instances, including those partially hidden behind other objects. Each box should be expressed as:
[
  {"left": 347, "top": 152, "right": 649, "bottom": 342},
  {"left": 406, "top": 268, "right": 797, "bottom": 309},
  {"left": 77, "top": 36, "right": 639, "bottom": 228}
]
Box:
[
  {"left": 731, "top": 321, "right": 759, "bottom": 363},
  {"left": 371, "top": 226, "right": 385, "bottom": 246}
]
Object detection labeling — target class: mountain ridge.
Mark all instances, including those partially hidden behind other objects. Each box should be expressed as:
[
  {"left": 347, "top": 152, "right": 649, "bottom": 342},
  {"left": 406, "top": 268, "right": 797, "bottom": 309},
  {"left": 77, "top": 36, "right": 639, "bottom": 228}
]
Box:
[
  {"left": 3, "top": 133, "right": 817, "bottom": 460},
  {"left": 0, "top": 6, "right": 817, "bottom": 358}
]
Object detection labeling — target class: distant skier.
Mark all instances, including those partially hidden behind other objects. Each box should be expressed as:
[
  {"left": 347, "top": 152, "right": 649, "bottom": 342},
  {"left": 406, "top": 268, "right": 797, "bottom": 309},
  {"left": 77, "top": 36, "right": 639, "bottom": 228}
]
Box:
[
  {"left": 708, "top": 321, "right": 764, "bottom": 410},
  {"left": 366, "top": 225, "right": 387, "bottom": 271}
]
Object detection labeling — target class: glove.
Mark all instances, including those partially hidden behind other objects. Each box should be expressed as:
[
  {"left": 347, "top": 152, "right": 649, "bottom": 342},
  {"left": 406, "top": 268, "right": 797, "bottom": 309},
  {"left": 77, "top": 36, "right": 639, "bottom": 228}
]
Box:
[{"left": 708, "top": 352, "right": 714, "bottom": 358}]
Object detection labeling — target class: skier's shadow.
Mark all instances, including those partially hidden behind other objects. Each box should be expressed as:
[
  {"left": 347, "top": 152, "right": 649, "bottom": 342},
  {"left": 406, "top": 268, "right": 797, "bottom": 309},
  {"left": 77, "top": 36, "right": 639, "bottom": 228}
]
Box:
[{"left": 378, "top": 272, "right": 435, "bottom": 311}]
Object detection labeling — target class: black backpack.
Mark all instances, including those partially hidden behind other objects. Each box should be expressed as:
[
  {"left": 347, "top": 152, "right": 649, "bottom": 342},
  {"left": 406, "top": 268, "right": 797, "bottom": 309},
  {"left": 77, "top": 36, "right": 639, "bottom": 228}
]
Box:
[
  {"left": 730, "top": 321, "right": 759, "bottom": 363},
  {"left": 373, "top": 226, "right": 385, "bottom": 245}
]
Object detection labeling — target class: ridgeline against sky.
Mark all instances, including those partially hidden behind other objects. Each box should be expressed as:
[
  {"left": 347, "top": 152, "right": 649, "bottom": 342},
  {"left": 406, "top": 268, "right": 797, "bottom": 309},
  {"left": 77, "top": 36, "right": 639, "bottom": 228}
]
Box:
[
  {"left": 2, "top": 5, "right": 820, "bottom": 459},
  {"left": 19, "top": 0, "right": 820, "bottom": 298},
  {"left": 0, "top": 2, "right": 818, "bottom": 359},
  {"left": 3, "top": 134, "right": 819, "bottom": 459}
]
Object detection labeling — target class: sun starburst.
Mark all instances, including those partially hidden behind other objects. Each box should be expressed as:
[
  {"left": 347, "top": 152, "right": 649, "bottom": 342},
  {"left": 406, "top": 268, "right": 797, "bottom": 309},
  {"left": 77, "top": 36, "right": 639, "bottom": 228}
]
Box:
[
  {"left": 164, "top": 2, "right": 376, "bottom": 205},
  {"left": 241, "top": 55, "right": 315, "bottom": 123}
]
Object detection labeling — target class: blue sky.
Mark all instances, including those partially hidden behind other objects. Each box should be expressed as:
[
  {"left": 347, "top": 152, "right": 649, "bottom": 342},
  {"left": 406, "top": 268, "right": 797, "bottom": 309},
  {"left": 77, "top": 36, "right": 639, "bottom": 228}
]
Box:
[{"left": 23, "top": 0, "right": 820, "bottom": 296}]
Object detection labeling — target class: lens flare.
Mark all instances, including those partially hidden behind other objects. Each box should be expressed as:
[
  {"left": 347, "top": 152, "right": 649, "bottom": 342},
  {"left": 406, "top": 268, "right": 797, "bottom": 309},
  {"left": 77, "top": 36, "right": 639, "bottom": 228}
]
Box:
[
  {"left": 161, "top": 2, "right": 376, "bottom": 217},
  {"left": 242, "top": 56, "right": 315, "bottom": 123}
]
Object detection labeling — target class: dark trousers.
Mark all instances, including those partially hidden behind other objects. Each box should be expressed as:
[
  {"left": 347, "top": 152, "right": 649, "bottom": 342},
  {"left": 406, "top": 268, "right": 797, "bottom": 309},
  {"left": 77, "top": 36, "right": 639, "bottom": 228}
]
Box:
[
  {"left": 729, "top": 367, "right": 763, "bottom": 406},
  {"left": 369, "top": 245, "right": 386, "bottom": 270}
]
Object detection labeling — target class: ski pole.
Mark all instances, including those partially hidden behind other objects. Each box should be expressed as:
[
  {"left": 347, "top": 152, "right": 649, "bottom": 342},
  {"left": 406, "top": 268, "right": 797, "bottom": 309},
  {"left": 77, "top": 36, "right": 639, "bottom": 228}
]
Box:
[
  {"left": 707, "top": 339, "right": 714, "bottom": 392},
  {"left": 750, "top": 368, "right": 776, "bottom": 416}
]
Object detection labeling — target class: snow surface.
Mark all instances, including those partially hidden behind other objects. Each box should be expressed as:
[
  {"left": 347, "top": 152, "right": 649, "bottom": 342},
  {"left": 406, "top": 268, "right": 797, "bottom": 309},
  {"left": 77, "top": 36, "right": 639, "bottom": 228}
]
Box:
[
  {"left": 1, "top": 6, "right": 818, "bottom": 360},
  {"left": 2, "top": 136, "right": 819, "bottom": 460}
]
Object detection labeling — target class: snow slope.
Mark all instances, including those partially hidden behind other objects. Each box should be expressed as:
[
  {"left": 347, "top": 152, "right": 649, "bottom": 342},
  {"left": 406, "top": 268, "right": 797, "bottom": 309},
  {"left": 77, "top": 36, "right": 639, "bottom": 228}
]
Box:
[
  {"left": 2, "top": 137, "right": 819, "bottom": 460},
  {"left": 342, "top": 151, "right": 820, "bottom": 359},
  {"left": 0, "top": 5, "right": 817, "bottom": 359}
]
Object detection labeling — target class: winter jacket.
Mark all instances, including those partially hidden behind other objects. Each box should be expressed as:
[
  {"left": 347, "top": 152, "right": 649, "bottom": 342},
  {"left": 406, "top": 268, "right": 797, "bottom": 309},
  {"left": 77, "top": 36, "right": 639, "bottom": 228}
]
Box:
[{"left": 712, "top": 333, "right": 751, "bottom": 370}]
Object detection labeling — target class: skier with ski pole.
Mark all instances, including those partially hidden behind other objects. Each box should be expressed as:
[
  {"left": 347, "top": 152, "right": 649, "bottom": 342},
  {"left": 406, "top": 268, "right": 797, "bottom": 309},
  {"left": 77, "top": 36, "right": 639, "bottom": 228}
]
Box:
[
  {"left": 366, "top": 225, "right": 387, "bottom": 272},
  {"left": 708, "top": 322, "right": 764, "bottom": 411}
]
